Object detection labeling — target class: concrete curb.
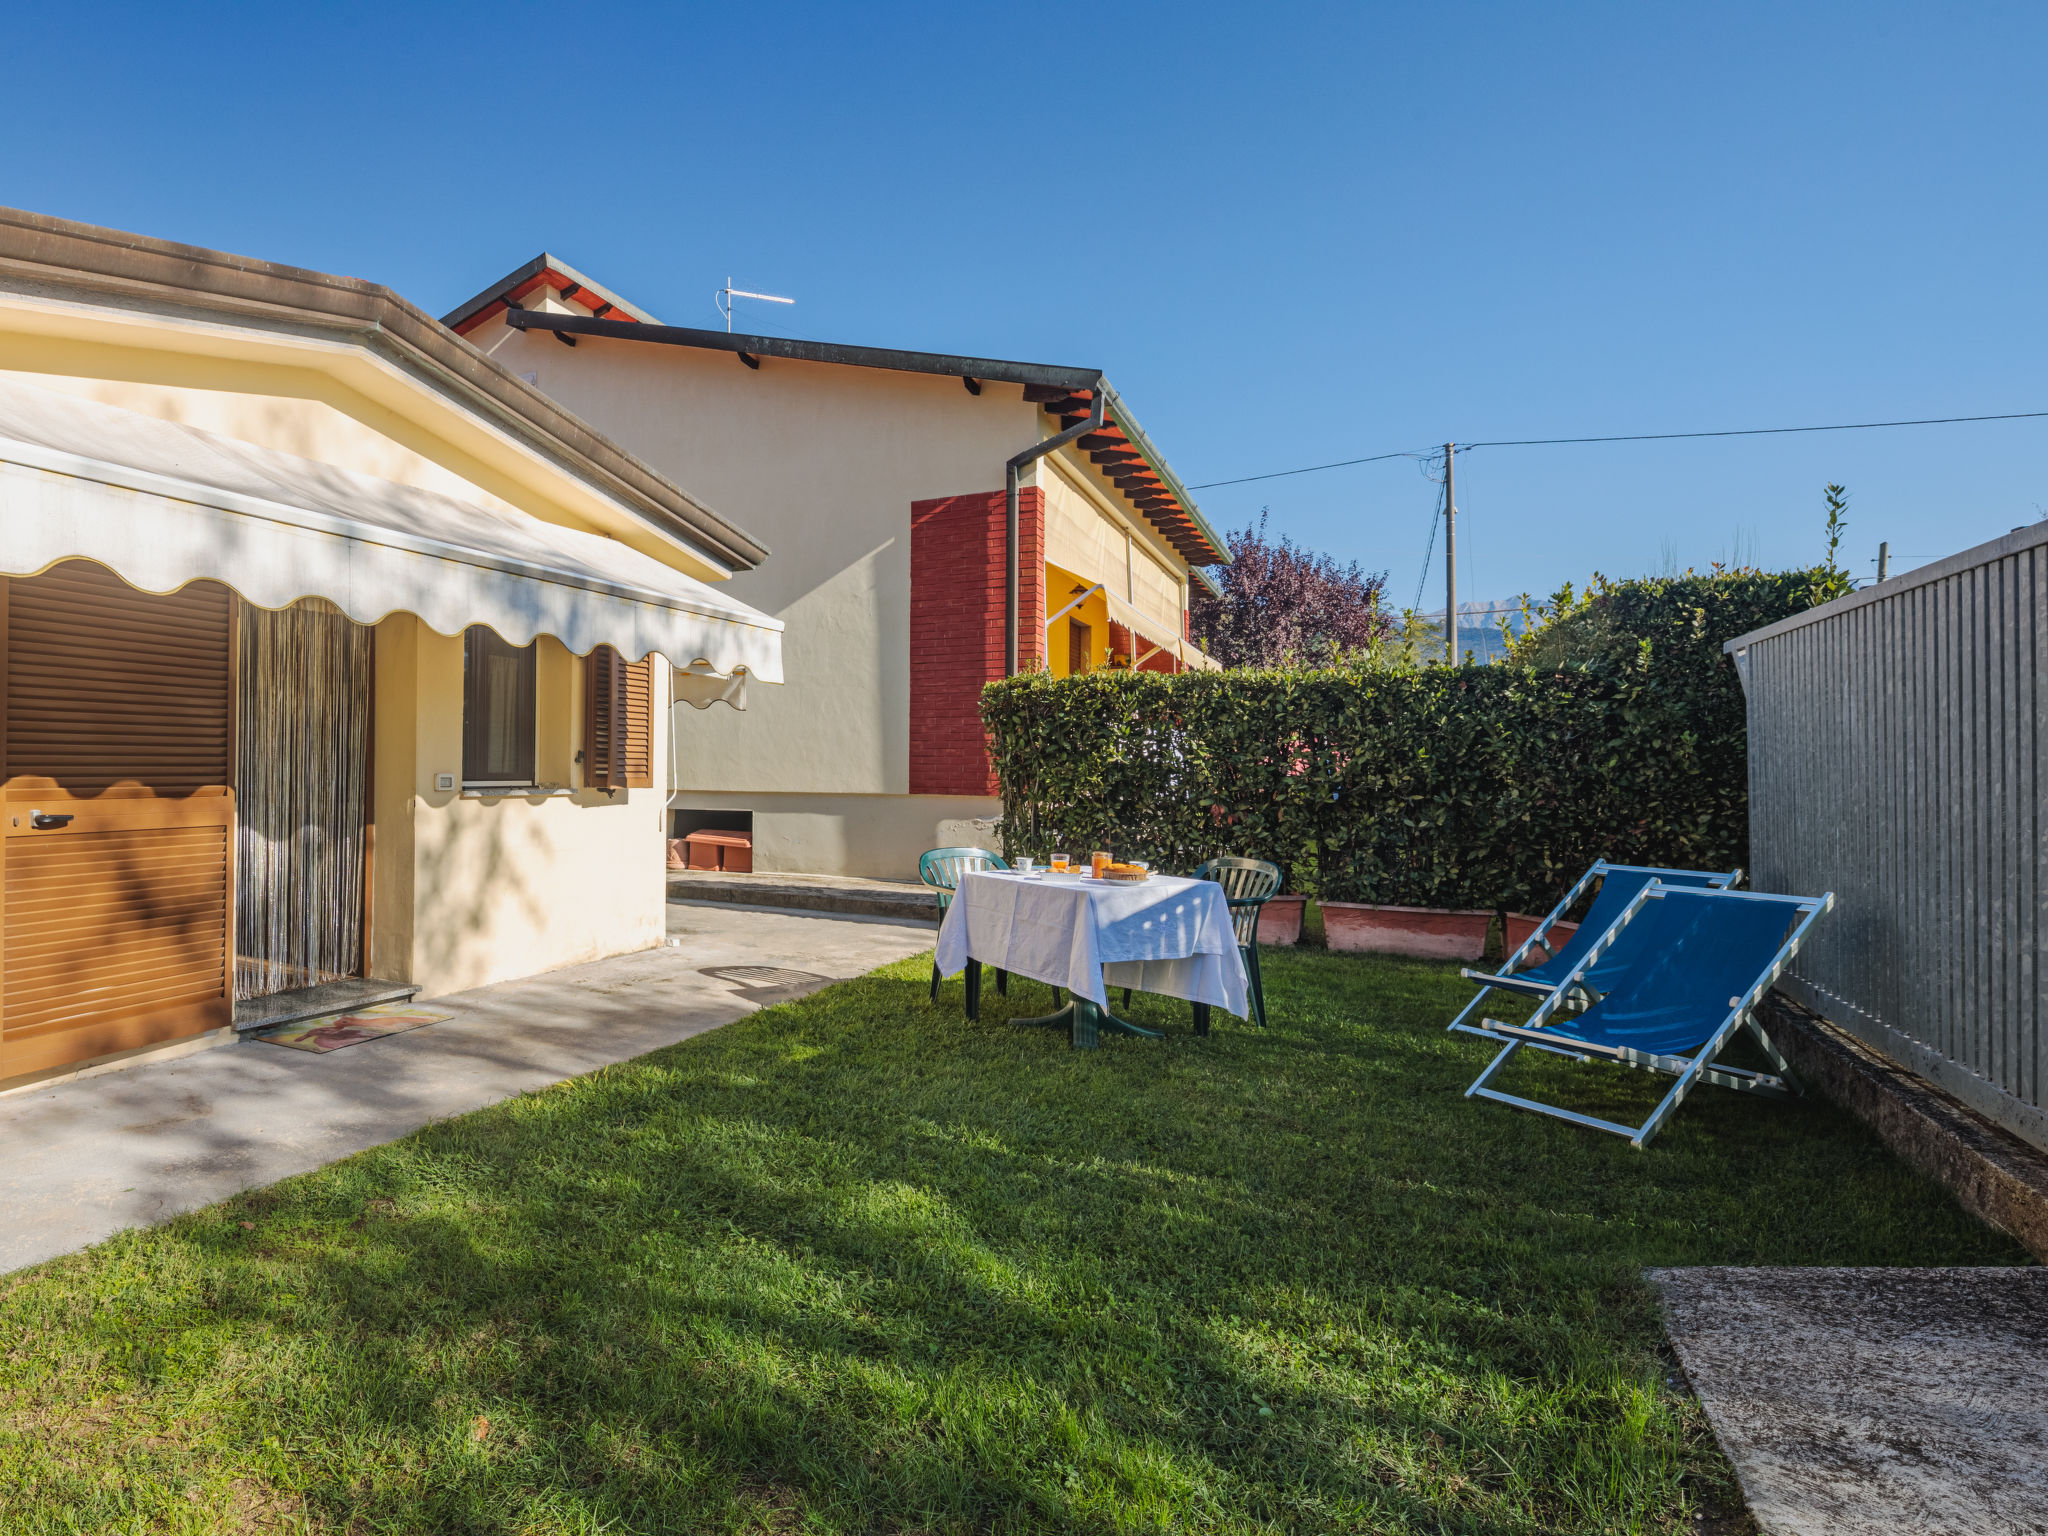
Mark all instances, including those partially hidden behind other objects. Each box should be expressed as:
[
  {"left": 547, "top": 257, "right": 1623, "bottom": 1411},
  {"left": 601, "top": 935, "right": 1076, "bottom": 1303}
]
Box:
[
  {"left": 1759, "top": 992, "right": 2048, "bottom": 1262},
  {"left": 666, "top": 876, "right": 939, "bottom": 924}
]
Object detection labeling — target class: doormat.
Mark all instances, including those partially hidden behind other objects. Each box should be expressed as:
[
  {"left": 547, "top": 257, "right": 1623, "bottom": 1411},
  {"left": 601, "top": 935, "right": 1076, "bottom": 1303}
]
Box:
[{"left": 256, "top": 1003, "right": 455, "bottom": 1054}]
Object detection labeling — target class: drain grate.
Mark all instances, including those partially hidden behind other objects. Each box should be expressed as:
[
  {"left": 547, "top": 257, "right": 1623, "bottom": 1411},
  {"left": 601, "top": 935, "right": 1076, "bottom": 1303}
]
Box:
[{"left": 699, "top": 965, "right": 832, "bottom": 989}]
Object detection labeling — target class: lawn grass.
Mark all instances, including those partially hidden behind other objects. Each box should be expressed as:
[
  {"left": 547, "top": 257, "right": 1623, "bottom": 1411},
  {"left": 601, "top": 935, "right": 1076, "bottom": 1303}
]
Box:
[{"left": 0, "top": 948, "right": 2024, "bottom": 1534}]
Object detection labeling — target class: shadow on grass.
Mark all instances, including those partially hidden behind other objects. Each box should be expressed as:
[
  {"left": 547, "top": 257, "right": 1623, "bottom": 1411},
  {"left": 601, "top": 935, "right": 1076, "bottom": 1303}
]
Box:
[{"left": 4, "top": 951, "right": 2026, "bottom": 1535}]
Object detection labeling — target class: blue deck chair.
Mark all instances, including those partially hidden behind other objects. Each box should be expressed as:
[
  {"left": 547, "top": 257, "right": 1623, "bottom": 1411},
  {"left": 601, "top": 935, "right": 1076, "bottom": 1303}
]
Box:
[
  {"left": 1449, "top": 884, "right": 1832, "bottom": 1148},
  {"left": 1446, "top": 861, "right": 1741, "bottom": 1035}
]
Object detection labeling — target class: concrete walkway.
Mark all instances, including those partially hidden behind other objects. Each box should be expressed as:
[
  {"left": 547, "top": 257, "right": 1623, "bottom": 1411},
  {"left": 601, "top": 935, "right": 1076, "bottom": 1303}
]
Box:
[
  {"left": 0, "top": 900, "right": 936, "bottom": 1276},
  {"left": 1652, "top": 1266, "right": 2048, "bottom": 1536}
]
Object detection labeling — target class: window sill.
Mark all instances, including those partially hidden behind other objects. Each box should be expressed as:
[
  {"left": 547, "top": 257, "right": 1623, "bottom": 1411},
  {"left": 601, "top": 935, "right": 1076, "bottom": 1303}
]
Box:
[{"left": 461, "top": 783, "right": 575, "bottom": 799}]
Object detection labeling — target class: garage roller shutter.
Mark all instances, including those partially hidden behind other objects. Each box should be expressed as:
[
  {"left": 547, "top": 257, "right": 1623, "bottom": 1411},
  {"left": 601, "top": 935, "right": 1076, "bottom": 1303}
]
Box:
[{"left": 2, "top": 560, "right": 234, "bottom": 1079}]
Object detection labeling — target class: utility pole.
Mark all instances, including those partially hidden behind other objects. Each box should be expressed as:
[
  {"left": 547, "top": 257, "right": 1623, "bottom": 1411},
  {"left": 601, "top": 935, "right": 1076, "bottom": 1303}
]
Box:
[
  {"left": 1443, "top": 443, "right": 1457, "bottom": 664},
  {"left": 1877, "top": 541, "right": 1890, "bottom": 582}
]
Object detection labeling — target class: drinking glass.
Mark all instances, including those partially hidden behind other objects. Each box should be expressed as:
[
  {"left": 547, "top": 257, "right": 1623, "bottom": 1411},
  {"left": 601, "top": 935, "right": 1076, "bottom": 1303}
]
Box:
[{"left": 1050, "top": 850, "right": 1070, "bottom": 873}]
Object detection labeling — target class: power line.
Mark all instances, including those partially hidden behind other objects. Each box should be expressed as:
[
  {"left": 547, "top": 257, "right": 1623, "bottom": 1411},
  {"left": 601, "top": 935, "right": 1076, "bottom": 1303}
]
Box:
[
  {"left": 1465, "top": 408, "right": 2048, "bottom": 449},
  {"left": 1186, "top": 408, "right": 2048, "bottom": 491},
  {"left": 1188, "top": 449, "right": 1426, "bottom": 490},
  {"left": 1410, "top": 475, "right": 1445, "bottom": 614}
]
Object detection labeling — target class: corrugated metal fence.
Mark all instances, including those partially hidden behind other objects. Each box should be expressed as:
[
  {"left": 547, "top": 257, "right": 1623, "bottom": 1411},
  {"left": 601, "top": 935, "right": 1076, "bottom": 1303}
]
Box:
[{"left": 1729, "top": 524, "right": 2047, "bottom": 1152}]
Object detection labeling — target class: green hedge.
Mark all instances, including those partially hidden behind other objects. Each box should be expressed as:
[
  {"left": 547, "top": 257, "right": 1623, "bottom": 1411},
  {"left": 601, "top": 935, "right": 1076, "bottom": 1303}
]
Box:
[{"left": 982, "top": 569, "right": 1843, "bottom": 914}]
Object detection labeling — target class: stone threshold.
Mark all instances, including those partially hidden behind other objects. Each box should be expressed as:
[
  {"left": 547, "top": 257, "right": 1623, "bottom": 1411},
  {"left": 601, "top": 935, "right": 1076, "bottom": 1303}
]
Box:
[
  {"left": 234, "top": 978, "right": 423, "bottom": 1035},
  {"left": 1760, "top": 991, "right": 2048, "bottom": 1262}
]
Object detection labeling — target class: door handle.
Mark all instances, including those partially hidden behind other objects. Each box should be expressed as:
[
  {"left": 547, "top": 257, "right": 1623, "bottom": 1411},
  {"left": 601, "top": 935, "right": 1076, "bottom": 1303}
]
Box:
[{"left": 29, "top": 812, "right": 74, "bottom": 830}]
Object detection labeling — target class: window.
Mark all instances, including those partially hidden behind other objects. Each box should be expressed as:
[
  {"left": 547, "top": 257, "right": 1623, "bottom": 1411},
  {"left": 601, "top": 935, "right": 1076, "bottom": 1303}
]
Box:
[
  {"left": 1068, "top": 619, "right": 1092, "bottom": 675},
  {"left": 463, "top": 627, "right": 536, "bottom": 786}
]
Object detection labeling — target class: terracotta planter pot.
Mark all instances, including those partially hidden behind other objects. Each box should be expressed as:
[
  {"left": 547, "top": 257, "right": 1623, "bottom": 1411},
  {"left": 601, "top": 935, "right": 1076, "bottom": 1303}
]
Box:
[
  {"left": 1503, "top": 913, "right": 1578, "bottom": 959},
  {"left": 1320, "top": 902, "right": 1492, "bottom": 961},
  {"left": 1257, "top": 894, "right": 1305, "bottom": 947},
  {"left": 666, "top": 838, "right": 689, "bottom": 871}
]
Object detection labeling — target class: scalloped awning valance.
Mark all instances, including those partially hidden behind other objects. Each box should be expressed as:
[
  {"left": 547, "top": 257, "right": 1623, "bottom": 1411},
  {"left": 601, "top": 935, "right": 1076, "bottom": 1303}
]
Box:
[{"left": 0, "top": 378, "right": 782, "bottom": 690}]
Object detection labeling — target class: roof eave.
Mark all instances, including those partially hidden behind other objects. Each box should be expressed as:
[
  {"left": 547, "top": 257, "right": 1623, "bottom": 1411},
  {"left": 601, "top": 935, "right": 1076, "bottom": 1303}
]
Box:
[
  {"left": 441, "top": 253, "right": 664, "bottom": 334},
  {"left": 494, "top": 309, "right": 1226, "bottom": 567},
  {"left": 0, "top": 207, "right": 765, "bottom": 571},
  {"left": 1095, "top": 382, "right": 1230, "bottom": 567},
  {"left": 502, "top": 308, "right": 1103, "bottom": 393}
]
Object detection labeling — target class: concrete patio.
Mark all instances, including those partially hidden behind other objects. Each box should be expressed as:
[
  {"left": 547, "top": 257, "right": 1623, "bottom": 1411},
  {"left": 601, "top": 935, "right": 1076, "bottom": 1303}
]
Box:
[
  {"left": 0, "top": 899, "right": 936, "bottom": 1276},
  {"left": 1652, "top": 1266, "right": 2048, "bottom": 1536}
]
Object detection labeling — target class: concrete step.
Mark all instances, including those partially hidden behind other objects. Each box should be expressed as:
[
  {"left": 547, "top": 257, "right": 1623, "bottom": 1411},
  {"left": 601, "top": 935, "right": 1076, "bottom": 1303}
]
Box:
[
  {"left": 234, "top": 978, "right": 423, "bottom": 1034},
  {"left": 667, "top": 870, "right": 940, "bottom": 922}
]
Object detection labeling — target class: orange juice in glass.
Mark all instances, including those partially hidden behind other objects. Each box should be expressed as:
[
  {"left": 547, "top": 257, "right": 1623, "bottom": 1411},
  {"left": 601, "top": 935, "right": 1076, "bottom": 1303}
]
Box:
[
  {"left": 1050, "top": 850, "right": 1070, "bottom": 873},
  {"left": 1090, "top": 850, "right": 1111, "bottom": 879}
]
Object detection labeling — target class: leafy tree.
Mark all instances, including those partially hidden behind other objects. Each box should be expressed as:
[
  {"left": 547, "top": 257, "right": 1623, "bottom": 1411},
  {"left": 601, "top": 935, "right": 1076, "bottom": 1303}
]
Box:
[
  {"left": 1814, "top": 483, "right": 1850, "bottom": 603},
  {"left": 1190, "top": 510, "right": 1393, "bottom": 669}
]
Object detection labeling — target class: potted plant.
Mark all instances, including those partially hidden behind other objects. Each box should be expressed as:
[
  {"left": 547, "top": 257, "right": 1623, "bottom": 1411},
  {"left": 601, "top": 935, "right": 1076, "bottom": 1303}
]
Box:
[
  {"left": 1257, "top": 893, "right": 1306, "bottom": 946},
  {"left": 1319, "top": 902, "right": 1492, "bottom": 960},
  {"left": 1502, "top": 912, "right": 1577, "bottom": 959}
]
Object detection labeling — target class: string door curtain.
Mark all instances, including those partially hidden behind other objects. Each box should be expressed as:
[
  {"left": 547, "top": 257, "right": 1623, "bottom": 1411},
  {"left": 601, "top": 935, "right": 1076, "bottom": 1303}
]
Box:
[{"left": 234, "top": 598, "right": 372, "bottom": 998}]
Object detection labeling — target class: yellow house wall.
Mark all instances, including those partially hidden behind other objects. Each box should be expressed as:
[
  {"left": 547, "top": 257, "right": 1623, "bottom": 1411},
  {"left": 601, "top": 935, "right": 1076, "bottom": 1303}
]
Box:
[
  {"left": 0, "top": 296, "right": 728, "bottom": 580},
  {"left": 371, "top": 613, "right": 668, "bottom": 997}
]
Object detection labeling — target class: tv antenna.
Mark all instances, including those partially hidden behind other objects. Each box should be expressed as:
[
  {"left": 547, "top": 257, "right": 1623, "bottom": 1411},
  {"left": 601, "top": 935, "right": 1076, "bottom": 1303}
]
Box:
[{"left": 715, "top": 277, "right": 794, "bottom": 332}]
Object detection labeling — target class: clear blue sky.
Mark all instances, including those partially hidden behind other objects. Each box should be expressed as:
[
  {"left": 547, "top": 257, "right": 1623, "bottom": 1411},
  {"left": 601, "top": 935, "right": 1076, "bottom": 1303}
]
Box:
[{"left": 7, "top": 2, "right": 2043, "bottom": 604}]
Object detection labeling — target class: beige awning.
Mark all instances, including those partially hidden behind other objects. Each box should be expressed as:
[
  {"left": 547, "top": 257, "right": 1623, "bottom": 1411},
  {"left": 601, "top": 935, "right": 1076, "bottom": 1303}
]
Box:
[
  {"left": 1046, "top": 581, "right": 1213, "bottom": 670},
  {"left": 0, "top": 378, "right": 782, "bottom": 684}
]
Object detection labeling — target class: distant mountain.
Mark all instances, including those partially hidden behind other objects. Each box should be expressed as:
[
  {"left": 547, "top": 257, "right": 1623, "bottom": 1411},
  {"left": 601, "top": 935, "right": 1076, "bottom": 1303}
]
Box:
[{"left": 1415, "top": 599, "right": 1530, "bottom": 664}]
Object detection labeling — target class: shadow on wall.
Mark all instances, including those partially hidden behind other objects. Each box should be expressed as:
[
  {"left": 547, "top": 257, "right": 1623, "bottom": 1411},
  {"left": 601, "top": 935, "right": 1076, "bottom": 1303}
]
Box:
[{"left": 410, "top": 800, "right": 557, "bottom": 995}]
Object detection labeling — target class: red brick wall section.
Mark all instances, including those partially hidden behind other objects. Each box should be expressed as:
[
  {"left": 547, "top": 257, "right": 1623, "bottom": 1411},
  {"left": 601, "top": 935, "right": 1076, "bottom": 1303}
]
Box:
[{"left": 909, "top": 488, "right": 1044, "bottom": 796}]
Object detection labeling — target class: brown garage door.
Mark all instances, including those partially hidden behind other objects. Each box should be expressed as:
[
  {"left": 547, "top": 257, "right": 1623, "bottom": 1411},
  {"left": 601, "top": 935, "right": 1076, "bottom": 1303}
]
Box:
[{"left": 1, "top": 561, "right": 234, "bottom": 1081}]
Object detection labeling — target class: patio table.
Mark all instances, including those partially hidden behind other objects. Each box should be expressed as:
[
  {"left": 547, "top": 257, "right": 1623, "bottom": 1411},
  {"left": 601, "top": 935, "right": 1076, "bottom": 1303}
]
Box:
[{"left": 932, "top": 869, "right": 1249, "bottom": 1048}]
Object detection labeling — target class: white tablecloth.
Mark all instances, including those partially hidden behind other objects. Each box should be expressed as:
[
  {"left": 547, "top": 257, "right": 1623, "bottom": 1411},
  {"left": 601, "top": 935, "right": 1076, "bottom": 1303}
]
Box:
[{"left": 933, "top": 870, "right": 1250, "bottom": 1017}]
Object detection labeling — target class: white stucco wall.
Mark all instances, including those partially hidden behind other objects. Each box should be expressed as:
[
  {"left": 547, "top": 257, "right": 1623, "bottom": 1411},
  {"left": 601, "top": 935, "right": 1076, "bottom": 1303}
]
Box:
[
  {"left": 473, "top": 320, "right": 1038, "bottom": 799},
  {"left": 667, "top": 785, "right": 1001, "bottom": 876},
  {"left": 467, "top": 311, "right": 1210, "bottom": 878}
]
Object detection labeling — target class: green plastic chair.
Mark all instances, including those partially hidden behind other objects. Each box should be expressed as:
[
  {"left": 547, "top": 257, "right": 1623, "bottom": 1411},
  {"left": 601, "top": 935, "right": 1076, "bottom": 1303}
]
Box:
[
  {"left": 919, "top": 846, "right": 1012, "bottom": 1004},
  {"left": 1192, "top": 856, "right": 1282, "bottom": 1028}
]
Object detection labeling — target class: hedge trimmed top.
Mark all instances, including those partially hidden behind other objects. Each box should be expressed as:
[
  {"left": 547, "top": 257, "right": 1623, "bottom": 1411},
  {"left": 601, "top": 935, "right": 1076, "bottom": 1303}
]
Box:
[{"left": 983, "top": 568, "right": 1849, "bottom": 914}]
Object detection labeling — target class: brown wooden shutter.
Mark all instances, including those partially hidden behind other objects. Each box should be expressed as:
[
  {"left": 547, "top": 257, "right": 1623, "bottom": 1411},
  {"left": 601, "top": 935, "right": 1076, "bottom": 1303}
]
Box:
[
  {"left": 2, "top": 561, "right": 234, "bottom": 1079},
  {"left": 623, "top": 656, "right": 654, "bottom": 788},
  {"left": 583, "top": 645, "right": 629, "bottom": 790}
]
